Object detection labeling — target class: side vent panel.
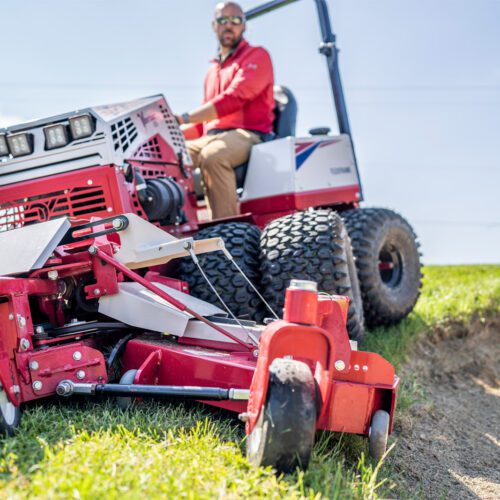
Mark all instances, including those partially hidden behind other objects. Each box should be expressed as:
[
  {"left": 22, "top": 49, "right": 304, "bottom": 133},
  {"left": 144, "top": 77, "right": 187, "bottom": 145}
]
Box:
[{"left": 111, "top": 117, "right": 138, "bottom": 153}]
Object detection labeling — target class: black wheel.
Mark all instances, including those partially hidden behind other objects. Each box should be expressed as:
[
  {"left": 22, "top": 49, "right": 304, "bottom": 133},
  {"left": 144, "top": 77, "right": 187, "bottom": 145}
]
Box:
[
  {"left": 0, "top": 388, "right": 21, "bottom": 436},
  {"left": 116, "top": 369, "right": 137, "bottom": 411},
  {"left": 246, "top": 359, "right": 317, "bottom": 472},
  {"left": 369, "top": 410, "right": 390, "bottom": 461},
  {"left": 260, "top": 209, "right": 364, "bottom": 340},
  {"left": 178, "top": 222, "right": 262, "bottom": 319},
  {"left": 342, "top": 208, "right": 422, "bottom": 327}
]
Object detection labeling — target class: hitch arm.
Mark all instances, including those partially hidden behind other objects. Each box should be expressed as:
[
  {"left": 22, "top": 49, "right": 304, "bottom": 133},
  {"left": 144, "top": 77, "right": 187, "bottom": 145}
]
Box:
[{"left": 56, "top": 380, "right": 249, "bottom": 401}]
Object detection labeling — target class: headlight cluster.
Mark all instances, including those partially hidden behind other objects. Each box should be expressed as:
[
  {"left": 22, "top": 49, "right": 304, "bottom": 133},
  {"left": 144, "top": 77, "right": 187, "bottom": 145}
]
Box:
[{"left": 0, "top": 114, "right": 94, "bottom": 158}]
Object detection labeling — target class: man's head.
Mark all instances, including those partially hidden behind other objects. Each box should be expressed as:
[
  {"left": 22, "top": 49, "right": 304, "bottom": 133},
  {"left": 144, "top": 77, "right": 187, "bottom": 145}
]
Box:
[{"left": 213, "top": 2, "right": 246, "bottom": 51}]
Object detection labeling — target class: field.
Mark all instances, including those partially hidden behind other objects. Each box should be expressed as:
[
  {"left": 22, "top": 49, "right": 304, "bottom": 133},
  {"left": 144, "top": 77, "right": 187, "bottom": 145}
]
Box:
[{"left": 0, "top": 265, "right": 499, "bottom": 499}]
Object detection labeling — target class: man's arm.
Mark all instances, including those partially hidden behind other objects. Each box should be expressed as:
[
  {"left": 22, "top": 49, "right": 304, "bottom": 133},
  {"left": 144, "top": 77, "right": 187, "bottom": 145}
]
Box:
[{"left": 177, "top": 47, "right": 273, "bottom": 128}]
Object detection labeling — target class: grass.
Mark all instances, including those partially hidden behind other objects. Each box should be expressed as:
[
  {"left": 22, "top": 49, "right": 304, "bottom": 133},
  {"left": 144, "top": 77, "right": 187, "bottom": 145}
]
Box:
[{"left": 0, "top": 265, "right": 499, "bottom": 499}]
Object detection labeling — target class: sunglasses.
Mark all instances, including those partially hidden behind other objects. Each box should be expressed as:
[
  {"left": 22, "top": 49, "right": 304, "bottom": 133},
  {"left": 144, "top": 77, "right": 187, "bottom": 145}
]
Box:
[{"left": 216, "top": 15, "right": 246, "bottom": 26}]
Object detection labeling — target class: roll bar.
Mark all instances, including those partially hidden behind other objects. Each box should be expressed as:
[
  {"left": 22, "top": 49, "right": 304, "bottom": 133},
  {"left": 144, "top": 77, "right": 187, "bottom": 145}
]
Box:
[{"left": 245, "top": 0, "right": 353, "bottom": 139}]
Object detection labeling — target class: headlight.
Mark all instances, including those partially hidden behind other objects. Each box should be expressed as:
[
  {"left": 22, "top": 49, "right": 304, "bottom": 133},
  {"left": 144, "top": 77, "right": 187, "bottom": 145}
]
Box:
[
  {"left": 7, "top": 133, "right": 33, "bottom": 158},
  {"left": 69, "top": 114, "right": 94, "bottom": 139},
  {"left": 44, "top": 124, "right": 69, "bottom": 150},
  {"left": 0, "top": 134, "right": 9, "bottom": 157}
]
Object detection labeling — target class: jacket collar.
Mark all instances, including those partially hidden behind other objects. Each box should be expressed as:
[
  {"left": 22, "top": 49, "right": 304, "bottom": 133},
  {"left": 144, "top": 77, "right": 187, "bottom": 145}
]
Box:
[{"left": 213, "top": 38, "right": 249, "bottom": 64}]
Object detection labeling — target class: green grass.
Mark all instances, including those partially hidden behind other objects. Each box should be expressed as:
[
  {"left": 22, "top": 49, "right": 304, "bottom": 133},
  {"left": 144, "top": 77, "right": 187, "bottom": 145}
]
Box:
[{"left": 0, "top": 265, "right": 499, "bottom": 499}]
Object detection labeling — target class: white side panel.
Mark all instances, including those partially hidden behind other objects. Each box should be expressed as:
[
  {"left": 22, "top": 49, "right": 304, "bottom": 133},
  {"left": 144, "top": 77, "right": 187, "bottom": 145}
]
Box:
[
  {"left": 295, "top": 135, "right": 359, "bottom": 192},
  {"left": 0, "top": 218, "right": 70, "bottom": 276},
  {"left": 98, "top": 282, "right": 227, "bottom": 336},
  {"left": 240, "top": 137, "right": 295, "bottom": 201},
  {"left": 183, "top": 320, "right": 262, "bottom": 345}
]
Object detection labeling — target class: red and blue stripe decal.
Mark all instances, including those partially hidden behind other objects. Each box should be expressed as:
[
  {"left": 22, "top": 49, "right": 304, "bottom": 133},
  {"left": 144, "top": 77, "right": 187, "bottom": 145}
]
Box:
[{"left": 295, "top": 139, "right": 340, "bottom": 170}]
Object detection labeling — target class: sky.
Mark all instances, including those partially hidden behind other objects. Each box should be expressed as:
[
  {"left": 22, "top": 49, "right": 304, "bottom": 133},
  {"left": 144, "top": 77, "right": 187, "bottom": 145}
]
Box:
[{"left": 0, "top": 0, "right": 499, "bottom": 264}]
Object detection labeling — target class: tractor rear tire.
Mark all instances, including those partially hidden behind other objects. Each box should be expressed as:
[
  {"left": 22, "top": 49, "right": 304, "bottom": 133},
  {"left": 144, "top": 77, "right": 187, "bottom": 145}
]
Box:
[
  {"left": 0, "top": 388, "right": 21, "bottom": 436},
  {"left": 260, "top": 209, "right": 364, "bottom": 341},
  {"left": 178, "top": 222, "right": 262, "bottom": 320},
  {"left": 246, "top": 359, "right": 317, "bottom": 472},
  {"left": 342, "top": 208, "right": 422, "bottom": 327}
]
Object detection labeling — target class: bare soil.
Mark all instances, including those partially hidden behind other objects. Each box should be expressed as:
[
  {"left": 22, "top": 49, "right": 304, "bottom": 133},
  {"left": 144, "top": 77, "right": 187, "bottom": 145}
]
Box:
[{"left": 390, "top": 318, "right": 500, "bottom": 499}]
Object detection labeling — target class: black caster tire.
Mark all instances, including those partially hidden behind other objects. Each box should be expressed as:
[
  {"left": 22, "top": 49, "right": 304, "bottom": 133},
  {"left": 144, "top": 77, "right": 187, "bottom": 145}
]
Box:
[
  {"left": 369, "top": 409, "right": 390, "bottom": 461},
  {"left": 246, "top": 359, "right": 317, "bottom": 473},
  {"left": 342, "top": 207, "right": 422, "bottom": 327},
  {"left": 116, "top": 369, "right": 138, "bottom": 411},
  {"left": 0, "top": 388, "right": 21, "bottom": 436}
]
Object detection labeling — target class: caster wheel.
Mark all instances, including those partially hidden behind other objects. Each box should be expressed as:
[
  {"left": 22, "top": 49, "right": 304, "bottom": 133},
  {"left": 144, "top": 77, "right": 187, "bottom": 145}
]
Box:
[
  {"left": 369, "top": 410, "right": 390, "bottom": 461},
  {"left": 116, "top": 369, "right": 138, "bottom": 411},
  {"left": 0, "top": 388, "right": 21, "bottom": 436},
  {"left": 246, "top": 358, "right": 317, "bottom": 473}
]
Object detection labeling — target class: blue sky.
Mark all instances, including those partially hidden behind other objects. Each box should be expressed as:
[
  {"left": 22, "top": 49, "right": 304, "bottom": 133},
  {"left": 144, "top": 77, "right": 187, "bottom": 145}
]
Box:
[{"left": 1, "top": 0, "right": 499, "bottom": 264}]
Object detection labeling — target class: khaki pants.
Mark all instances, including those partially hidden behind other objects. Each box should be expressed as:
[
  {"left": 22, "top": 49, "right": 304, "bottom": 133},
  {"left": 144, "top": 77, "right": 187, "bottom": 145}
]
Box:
[{"left": 186, "top": 129, "right": 261, "bottom": 219}]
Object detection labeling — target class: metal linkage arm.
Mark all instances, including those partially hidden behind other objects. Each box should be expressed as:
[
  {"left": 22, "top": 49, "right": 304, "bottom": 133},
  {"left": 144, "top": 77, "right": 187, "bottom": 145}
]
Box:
[{"left": 57, "top": 380, "right": 250, "bottom": 401}]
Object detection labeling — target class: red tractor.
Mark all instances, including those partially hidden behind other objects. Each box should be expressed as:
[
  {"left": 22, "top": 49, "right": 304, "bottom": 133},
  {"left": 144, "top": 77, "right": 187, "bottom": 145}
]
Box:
[{"left": 0, "top": 0, "right": 419, "bottom": 470}]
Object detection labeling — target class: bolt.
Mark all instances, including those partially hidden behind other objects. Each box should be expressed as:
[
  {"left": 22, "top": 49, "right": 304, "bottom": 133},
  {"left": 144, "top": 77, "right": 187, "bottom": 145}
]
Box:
[
  {"left": 35, "top": 325, "right": 45, "bottom": 335},
  {"left": 76, "top": 370, "right": 86, "bottom": 380},
  {"left": 32, "top": 380, "right": 43, "bottom": 391},
  {"left": 12, "top": 385, "right": 20, "bottom": 394},
  {"left": 8, "top": 313, "right": 14, "bottom": 320},
  {"left": 183, "top": 241, "right": 192, "bottom": 251},
  {"left": 107, "top": 207, "right": 113, "bottom": 212},
  {"left": 334, "top": 360, "right": 346, "bottom": 371},
  {"left": 47, "top": 270, "right": 59, "bottom": 281},
  {"left": 88, "top": 245, "right": 97, "bottom": 255},
  {"left": 93, "top": 288, "right": 101, "bottom": 296},
  {"left": 20, "top": 338, "right": 30, "bottom": 351},
  {"left": 362, "top": 365, "right": 369, "bottom": 372},
  {"left": 17, "top": 315, "right": 26, "bottom": 328},
  {"left": 112, "top": 218, "right": 124, "bottom": 230},
  {"left": 217, "top": 240, "right": 224, "bottom": 248},
  {"left": 354, "top": 364, "right": 360, "bottom": 371},
  {"left": 87, "top": 179, "right": 93, "bottom": 185},
  {"left": 29, "top": 360, "right": 39, "bottom": 371},
  {"left": 72, "top": 351, "right": 82, "bottom": 361},
  {"left": 252, "top": 349, "right": 259, "bottom": 358},
  {"left": 238, "top": 412, "right": 249, "bottom": 422}
]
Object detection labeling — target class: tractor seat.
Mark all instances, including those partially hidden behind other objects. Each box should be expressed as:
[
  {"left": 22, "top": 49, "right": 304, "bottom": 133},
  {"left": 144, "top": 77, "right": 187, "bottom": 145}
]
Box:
[{"left": 192, "top": 85, "right": 298, "bottom": 198}]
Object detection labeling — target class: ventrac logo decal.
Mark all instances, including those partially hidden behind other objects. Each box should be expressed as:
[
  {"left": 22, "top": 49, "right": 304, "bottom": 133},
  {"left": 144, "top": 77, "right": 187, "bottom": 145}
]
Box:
[
  {"left": 295, "top": 139, "right": 341, "bottom": 170},
  {"left": 137, "top": 110, "right": 161, "bottom": 128}
]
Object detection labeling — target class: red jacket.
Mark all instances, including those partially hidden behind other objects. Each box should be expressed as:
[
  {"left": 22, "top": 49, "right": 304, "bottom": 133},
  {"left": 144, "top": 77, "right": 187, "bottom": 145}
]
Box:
[{"left": 187, "top": 39, "right": 275, "bottom": 138}]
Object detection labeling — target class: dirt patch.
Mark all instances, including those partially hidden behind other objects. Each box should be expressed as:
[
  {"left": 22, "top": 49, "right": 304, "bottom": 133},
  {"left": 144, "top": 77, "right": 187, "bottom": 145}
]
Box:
[{"left": 391, "top": 317, "right": 500, "bottom": 499}]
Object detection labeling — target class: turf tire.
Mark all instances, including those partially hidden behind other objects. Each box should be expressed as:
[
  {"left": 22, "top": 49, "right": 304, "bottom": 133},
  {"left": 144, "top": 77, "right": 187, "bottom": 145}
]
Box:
[
  {"left": 260, "top": 209, "right": 364, "bottom": 340},
  {"left": 342, "top": 207, "right": 422, "bottom": 327},
  {"left": 178, "top": 222, "right": 262, "bottom": 319}
]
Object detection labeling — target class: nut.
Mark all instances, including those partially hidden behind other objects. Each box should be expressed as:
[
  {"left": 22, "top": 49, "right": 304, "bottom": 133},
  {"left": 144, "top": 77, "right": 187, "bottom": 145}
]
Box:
[
  {"left": 20, "top": 338, "right": 30, "bottom": 351},
  {"left": 32, "top": 380, "right": 43, "bottom": 391},
  {"left": 112, "top": 218, "right": 124, "bottom": 230},
  {"left": 334, "top": 360, "right": 346, "bottom": 371},
  {"left": 72, "top": 351, "right": 82, "bottom": 361},
  {"left": 76, "top": 370, "right": 86, "bottom": 380},
  {"left": 47, "top": 270, "right": 59, "bottom": 281}
]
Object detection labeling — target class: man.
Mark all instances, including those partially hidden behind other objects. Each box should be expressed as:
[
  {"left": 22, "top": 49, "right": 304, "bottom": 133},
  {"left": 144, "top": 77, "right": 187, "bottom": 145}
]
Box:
[{"left": 176, "top": 1, "right": 275, "bottom": 219}]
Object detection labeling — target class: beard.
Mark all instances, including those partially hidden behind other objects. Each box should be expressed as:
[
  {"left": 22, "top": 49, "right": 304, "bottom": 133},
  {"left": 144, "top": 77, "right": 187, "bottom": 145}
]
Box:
[{"left": 218, "top": 30, "right": 243, "bottom": 49}]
